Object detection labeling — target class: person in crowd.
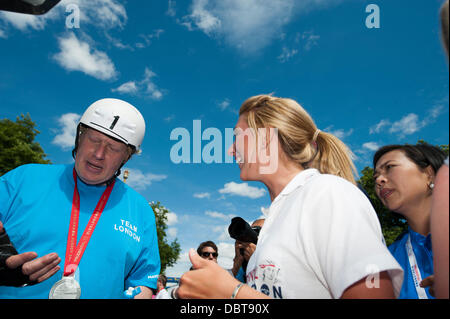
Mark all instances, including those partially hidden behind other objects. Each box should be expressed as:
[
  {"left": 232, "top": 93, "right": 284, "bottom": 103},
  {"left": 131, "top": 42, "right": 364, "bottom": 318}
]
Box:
[
  {"left": 176, "top": 94, "right": 403, "bottom": 299},
  {"left": 430, "top": 0, "right": 449, "bottom": 300},
  {"left": 373, "top": 144, "right": 446, "bottom": 299},
  {"left": 197, "top": 241, "right": 219, "bottom": 263},
  {"left": 430, "top": 157, "right": 448, "bottom": 299},
  {"left": 155, "top": 274, "right": 170, "bottom": 299},
  {"left": 0, "top": 98, "right": 160, "bottom": 299},
  {"left": 230, "top": 219, "right": 265, "bottom": 283},
  {"left": 168, "top": 241, "right": 220, "bottom": 299}
]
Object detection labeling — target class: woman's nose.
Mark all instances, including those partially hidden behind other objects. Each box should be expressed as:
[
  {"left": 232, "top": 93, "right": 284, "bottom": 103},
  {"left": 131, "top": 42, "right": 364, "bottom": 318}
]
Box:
[
  {"left": 375, "top": 173, "right": 387, "bottom": 188},
  {"left": 227, "top": 142, "right": 236, "bottom": 157}
]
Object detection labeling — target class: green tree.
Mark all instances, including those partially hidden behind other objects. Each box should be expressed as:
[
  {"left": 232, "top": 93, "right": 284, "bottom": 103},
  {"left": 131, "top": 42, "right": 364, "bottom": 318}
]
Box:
[
  {"left": 358, "top": 141, "right": 449, "bottom": 246},
  {"left": 0, "top": 113, "right": 51, "bottom": 176},
  {"left": 150, "top": 201, "right": 181, "bottom": 274}
]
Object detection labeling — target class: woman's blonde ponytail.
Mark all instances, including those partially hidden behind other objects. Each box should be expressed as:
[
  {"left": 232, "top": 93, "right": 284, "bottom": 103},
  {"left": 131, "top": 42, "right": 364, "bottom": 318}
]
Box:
[{"left": 240, "top": 94, "right": 357, "bottom": 185}]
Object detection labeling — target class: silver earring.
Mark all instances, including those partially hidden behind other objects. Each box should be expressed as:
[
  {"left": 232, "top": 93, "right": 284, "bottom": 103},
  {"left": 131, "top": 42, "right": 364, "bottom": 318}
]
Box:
[{"left": 429, "top": 182, "right": 435, "bottom": 190}]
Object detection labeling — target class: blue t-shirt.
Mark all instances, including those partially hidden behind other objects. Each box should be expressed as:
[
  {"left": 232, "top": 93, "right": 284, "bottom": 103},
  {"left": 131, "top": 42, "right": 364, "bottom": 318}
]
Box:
[
  {"left": 0, "top": 164, "right": 160, "bottom": 299},
  {"left": 388, "top": 228, "right": 434, "bottom": 299}
]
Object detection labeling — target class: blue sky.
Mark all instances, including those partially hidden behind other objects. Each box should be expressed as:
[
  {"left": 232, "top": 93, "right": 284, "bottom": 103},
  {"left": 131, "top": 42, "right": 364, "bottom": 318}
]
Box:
[{"left": 0, "top": 0, "right": 448, "bottom": 278}]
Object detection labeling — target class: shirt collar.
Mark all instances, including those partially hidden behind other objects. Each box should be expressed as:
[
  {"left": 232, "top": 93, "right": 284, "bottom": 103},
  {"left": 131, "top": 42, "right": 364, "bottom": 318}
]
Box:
[
  {"left": 273, "top": 168, "right": 320, "bottom": 203},
  {"left": 408, "top": 226, "right": 432, "bottom": 250}
]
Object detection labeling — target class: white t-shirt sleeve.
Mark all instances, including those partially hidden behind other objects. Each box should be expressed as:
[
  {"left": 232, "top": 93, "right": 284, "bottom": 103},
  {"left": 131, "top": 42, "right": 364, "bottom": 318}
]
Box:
[{"left": 300, "top": 175, "right": 403, "bottom": 298}]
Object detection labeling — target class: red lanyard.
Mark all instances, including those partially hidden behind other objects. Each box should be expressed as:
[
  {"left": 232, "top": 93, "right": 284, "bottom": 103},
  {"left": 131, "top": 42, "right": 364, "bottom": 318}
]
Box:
[{"left": 64, "top": 168, "right": 115, "bottom": 276}]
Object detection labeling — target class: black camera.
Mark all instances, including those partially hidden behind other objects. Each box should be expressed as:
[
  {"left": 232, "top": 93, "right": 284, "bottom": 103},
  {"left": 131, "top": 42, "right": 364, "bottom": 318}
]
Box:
[{"left": 228, "top": 217, "right": 259, "bottom": 245}]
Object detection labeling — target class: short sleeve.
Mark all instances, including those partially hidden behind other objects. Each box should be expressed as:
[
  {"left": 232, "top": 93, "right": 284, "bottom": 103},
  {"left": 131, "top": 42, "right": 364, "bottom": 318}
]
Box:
[
  {"left": 125, "top": 201, "right": 161, "bottom": 290},
  {"left": 300, "top": 175, "right": 403, "bottom": 298}
]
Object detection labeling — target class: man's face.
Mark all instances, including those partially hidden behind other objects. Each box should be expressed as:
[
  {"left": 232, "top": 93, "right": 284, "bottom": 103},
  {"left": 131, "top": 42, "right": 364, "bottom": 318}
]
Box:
[
  {"left": 75, "top": 128, "right": 129, "bottom": 185},
  {"left": 200, "top": 246, "right": 218, "bottom": 263}
]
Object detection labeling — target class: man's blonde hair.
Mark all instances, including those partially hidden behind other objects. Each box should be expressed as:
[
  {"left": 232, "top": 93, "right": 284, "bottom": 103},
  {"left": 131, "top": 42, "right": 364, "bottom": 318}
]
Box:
[{"left": 239, "top": 94, "right": 357, "bottom": 185}]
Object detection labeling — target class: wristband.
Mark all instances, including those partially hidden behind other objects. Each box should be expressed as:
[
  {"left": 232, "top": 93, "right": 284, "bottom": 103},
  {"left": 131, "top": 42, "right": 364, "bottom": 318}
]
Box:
[
  {"left": 123, "top": 286, "right": 142, "bottom": 299},
  {"left": 171, "top": 287, "right": 179, "bottom": 299},
  {"left": 231, "top": 283, "right": 244, "bottom": 299}
]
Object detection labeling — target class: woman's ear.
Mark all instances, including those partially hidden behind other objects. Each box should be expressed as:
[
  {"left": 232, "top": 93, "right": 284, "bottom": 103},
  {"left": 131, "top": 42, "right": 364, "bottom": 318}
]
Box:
[{"left": 424, "top": 165, "right": 436, "bottom": 188}]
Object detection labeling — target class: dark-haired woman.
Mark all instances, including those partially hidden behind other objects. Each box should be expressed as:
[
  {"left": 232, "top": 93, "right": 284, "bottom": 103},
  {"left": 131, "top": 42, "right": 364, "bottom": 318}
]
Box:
[{"left": 373, "top": 144, "right": 446, "bottom": 299}]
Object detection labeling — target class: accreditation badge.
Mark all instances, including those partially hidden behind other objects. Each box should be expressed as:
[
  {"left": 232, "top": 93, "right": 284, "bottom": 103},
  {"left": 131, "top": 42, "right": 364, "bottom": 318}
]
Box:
[{"left": 49, "top": 276, "right": 81, "bottom": 299}]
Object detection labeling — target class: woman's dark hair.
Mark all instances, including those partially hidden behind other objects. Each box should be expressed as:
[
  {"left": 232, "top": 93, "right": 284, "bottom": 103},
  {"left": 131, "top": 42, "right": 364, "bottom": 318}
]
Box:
[
  {"left": 196, "top": 241, "right": 218, "bottom": 256},
  {"left": 373, "top": 143, "right": 446, "bottom": 174}
]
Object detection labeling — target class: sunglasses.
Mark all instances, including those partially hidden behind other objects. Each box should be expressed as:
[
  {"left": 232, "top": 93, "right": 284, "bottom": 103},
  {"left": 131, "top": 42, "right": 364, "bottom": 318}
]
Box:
[{"left": 201, "top": 251, "right": 218, "bottom": 258}]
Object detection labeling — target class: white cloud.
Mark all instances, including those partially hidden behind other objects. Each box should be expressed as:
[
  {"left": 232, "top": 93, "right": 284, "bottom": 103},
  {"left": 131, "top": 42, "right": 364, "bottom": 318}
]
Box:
[
  {"left": 111, "top": 81, "right": 138, "bottom": 94},
  {"left": 142, "top": 68, "right": 164, "bottom": 100},
  {"left": 167, "top": 211, "right": 179, "bottom": 226},
  {"left": 362, "top": 142, "right": 380, "bottom": 151},
  {"left": 180, "top": 0, "right": 341, "bottom": 54},
  {"left": 389, "top": 113, "right": 420, "bottom": 135},
  {"left": 302, "top": 32, "right": 320, "bottom": 51},
  {"left": 167, "top": 0, "right": 177, "bottom": 17},
  {"left": 324, "top": 125, "right": 354, "bottom": 140},
  {"left": 181, "top": 0, "right": 295, "bottom": 53},
  {"left": 218, "top": 99, "right": 231, "bottom": 111},
  {"left": 119, "top": 168, "right": 167, "bottom": 190},
  {"left": 217, "top": 242, "right": 235, "bottom": 268},
  {"left": 213, "top": 224, "right": 231, "bottom": 241},
  {"left": 0, "top": 11, "right": 47, "bottom": 31},
  {"left": 278, "top": 47, "right": 298, "bottom": 63},
  {"left": 277, "top": 30, "right": 319, "bottom": 63},
  {"left": 164, "top": 115, "right": 175, "bottom": 122},
  {"left": 53, "top": 32, "right": 117, "bottom": 80},
  {"left": 219, "top": 182, "right": 266, "bottom": 199},
  {"left": 183, "top": 0, "right": 221, "bottom": 35},
  {"left": 370, "top": 105, "right": 445, "bottom": 137},
  {"left": 0, "top": 0, "right": 127, "bottom": 34},
  {"left": 194, "top": 192, "right": 211, "bottom": 199},
  {"left": 168, "top": 227, "right": 178, "bottom": 237},
  {"left": 134, "top": 29, "right": 165, "bottom": 49},
  {"left": 112, "top": 67, "right": 164, "bottom": 100},
  {"left": 60, "top": 0, "right": 127, "bottom": 30},
  {"left": 369, "top": 119, "right": 390, "bottom": 134},
  {"left": 205, "top": 210, "right": 235, "bottom": 221},
  {"left": 52, "top": 113, "right": 81, "bottom": 150}
]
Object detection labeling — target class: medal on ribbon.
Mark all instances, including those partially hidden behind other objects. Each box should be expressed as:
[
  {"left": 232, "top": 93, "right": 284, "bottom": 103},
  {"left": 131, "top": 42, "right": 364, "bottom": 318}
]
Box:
[{"left": 49, "top": 168, "right": 115, "bottom": 299}]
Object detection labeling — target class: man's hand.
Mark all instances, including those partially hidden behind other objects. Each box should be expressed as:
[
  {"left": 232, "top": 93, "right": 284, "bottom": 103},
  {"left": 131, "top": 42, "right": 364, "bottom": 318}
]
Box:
[
  {"left": 177, "top": 249, "right": 239, "bottom": 299},
  {"left": 177, "top": 249, "right": 269, "bottom": 299},
  {"left": 237, "top": 242, "right": 257, "bottom": 261},
  {"left": 1, "top": 220, "right": 61, "bottom": 286},
  {"left": 420, "top": 275, "right": 435, "bottom": 297},
  {"left": 6, "top": 252, "right": 61, "bottom": 284}
]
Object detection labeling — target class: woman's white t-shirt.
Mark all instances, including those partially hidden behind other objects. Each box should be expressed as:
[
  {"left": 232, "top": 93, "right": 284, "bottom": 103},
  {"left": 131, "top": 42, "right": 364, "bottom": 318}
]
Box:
[{"left": 246, "top": 169, "right": 403, "bottom": 299}]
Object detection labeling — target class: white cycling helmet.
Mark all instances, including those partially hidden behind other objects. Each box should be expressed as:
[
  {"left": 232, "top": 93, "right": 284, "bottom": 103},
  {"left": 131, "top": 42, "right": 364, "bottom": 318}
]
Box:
[{"left": 79, "top": 98, "right": 146, "bottom": 152}]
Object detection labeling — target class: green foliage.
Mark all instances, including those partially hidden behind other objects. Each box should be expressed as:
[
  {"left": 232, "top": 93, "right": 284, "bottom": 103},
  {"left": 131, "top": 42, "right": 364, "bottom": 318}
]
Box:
[
  {"left": 0, "top": 113, "right": 51, "bottom": 176},
  {"left": 150, "top": 201, "right": 181, "bottom": 274},
  {"left": 417, "top": 139, "right": 449, "bottom": 156},
  {"left": 358, "top": 141, "right": 449, "bottom": 246}
]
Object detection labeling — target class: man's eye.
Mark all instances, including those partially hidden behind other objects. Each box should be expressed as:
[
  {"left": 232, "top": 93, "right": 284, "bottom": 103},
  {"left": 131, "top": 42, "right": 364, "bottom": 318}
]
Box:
[
  {"left": 89, "top": 136, "right": 101, "bottom": 143},
  {"left": 108, "top": 145, "right": 121, "bottom": 153}
]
